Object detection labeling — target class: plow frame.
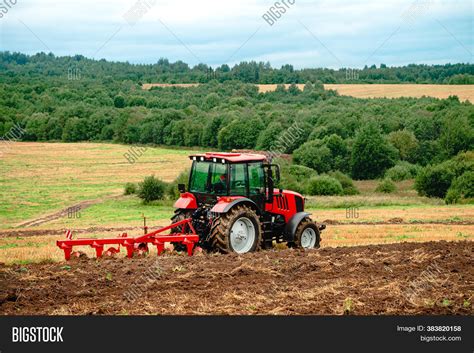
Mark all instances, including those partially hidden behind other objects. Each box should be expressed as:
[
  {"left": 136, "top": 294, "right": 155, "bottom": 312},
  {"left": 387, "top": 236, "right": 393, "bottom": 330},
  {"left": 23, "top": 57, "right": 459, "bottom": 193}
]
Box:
[{"left": 57, "top": 218, "right": 199, "bottom": 260}]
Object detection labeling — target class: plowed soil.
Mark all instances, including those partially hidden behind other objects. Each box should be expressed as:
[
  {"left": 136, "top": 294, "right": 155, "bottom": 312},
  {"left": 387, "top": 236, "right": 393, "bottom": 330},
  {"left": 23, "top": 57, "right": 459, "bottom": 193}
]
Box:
[{"left": 0, "top": 241, "right": 472, "bottom": 315}]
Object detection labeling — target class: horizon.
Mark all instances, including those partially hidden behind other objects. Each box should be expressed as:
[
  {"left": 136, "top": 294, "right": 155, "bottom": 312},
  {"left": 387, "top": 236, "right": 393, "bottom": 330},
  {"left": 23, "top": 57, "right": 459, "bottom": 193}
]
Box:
[
  {"left": 1, "top": 50, "right": 472, "bottom": 70},
  {"left": 0, "top": 0, "right": 472, "bottom": 69}
]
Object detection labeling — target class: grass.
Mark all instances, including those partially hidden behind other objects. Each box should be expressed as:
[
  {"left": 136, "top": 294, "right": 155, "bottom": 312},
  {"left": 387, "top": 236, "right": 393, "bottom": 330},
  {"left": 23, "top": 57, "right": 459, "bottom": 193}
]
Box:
[
  {"left": 0, "top": 142, "right": 192, "bottom": 229},
  {"left": 40, "top": 197, "right": 174, "bottom": 230}
]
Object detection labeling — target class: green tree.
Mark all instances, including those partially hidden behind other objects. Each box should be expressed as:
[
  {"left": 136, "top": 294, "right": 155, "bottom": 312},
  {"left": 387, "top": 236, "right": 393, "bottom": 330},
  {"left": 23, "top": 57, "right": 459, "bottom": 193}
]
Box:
[
  {"left": 387, "top": 129, "right": 419, "bottom": 160},
  {"left": 218, "top": 117, "right": 264, "bottom": 150},
  {"left": 62, "top": 117, "right": 88, "bottom": 142},
  {"left": 350, "top": 123, "right": 398, "bottom": 179},
  {"left": 256, "top": 122, "right": 284, "bottom": 150},
  {"left": 293, "top": 140, "right": 332, "bottom": 173},
  {"left": 113, "top": 95, "right": 126, "bottom": 108}
]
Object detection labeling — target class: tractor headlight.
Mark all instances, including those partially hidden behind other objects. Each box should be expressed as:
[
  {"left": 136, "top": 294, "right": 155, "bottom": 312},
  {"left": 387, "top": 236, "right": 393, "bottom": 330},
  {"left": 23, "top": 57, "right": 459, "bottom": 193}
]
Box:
[{"left": 213, "top": 158, "right": 217, "bottom": 162}]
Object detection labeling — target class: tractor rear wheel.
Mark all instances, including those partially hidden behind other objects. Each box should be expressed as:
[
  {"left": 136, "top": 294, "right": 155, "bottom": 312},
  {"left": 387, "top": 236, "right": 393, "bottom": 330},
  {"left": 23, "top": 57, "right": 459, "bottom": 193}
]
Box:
[
  {"left": 292, "top": 218, "right": 320, "bottom": 249},
  {"left": 170, "top": 209, "right": 194, "bottom": 252},
  {"left": 209, "top": 204, "right": 262, "bottom": 254}
]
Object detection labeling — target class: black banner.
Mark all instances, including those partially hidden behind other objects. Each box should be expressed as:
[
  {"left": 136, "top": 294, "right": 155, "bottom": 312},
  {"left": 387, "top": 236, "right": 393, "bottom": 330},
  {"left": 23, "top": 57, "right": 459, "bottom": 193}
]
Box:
[{"left": 0, "top": 316, "right": 472, "bottom": 353}]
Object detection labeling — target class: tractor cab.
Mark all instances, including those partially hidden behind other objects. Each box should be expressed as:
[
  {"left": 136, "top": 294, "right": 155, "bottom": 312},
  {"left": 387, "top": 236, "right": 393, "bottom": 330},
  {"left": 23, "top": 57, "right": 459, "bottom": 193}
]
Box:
[
  {"left": 183, "top": 152, "right": 279, "bottom": 210},
  {"left": 174, "top": 152, "right": 325, "bottom": 254}
]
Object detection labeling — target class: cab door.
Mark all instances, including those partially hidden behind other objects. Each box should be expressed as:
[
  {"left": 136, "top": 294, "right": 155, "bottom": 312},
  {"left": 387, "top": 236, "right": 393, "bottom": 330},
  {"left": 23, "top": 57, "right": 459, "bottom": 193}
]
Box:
[{"left": 247, "top": 162, "right": 266, "bottom": 211}]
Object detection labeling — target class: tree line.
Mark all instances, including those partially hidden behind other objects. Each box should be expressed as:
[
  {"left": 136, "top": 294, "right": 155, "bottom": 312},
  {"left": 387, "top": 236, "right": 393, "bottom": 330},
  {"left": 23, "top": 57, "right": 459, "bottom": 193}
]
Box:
[
  {"left": 1, "top": 51, "right": 473, "bottom": 84},
  {"left": 0, "top": 51, "right": 473, "bottom": 201}
]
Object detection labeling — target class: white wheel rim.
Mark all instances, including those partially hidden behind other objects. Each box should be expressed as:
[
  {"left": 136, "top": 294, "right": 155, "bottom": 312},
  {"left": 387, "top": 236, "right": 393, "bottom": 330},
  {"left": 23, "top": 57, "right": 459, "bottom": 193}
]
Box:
[
  {"left": 230, "top": 217, "right": 256, "bottom": 253},
  {"left": 301, "top": 227, "right": 316, "bottom": 248}
]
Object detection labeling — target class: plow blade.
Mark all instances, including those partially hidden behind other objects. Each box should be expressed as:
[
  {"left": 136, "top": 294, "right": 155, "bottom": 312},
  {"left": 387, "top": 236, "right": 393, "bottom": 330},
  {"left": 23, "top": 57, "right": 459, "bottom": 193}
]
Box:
[{"left": 57, "top": 218, "right": 199, "bottom": 260}]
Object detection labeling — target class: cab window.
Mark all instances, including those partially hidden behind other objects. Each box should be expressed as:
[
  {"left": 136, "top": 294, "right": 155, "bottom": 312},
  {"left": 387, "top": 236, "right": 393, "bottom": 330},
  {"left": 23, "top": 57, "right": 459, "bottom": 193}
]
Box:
[
  {"left": 230, "top": 163, "right": 247, "bottom": 195},
  {"left": 248, "top": 162, "right": 264, "bottom": 195}
]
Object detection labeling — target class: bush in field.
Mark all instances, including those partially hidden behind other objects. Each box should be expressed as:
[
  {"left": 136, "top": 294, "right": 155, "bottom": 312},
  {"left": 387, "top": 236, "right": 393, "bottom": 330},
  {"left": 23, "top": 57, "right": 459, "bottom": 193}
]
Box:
[
  {"left": 385, "top": 161, "right": 421, "bottom": 181},
  {"left": 328, "top": 171, "right": 359, "bottom": 195},
  {"left": 445, "top": 171, "right": 474, "bottom": 204},
  {"left": 307, "top": 175, "right": 343, "bottom": 196},
  {"left": 166, "top": 169, "right": 190, "bottom": 199},
  {"left": 137, "top": 175, "right": 166, "bottom": 203},
  {"left": 415, "top": 163, "right": 455, "bottom": 198},
  {"left": 375, "top": 178, "right": 397, "bottom": 193},
  {"left": 415, "top": 151, "right": 473, "bottom": 198},
  {"left": 124, "top": 182, "right": 137, "bottom": 195},
  {"left": 278, "top": 163, "right": 317, "bottom": 194}
]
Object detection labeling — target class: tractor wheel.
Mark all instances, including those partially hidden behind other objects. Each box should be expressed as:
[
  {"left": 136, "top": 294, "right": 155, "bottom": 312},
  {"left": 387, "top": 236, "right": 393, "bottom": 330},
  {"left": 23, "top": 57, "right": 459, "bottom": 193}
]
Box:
[
  {"left": 170, "top": 209, "right": 194, "bottom": 252},
  {"left": 292, "top": 218, "right": 320, "bottom": 249},
  {"left": 209, "top": 204, "right": 262, "bottom": 254}
]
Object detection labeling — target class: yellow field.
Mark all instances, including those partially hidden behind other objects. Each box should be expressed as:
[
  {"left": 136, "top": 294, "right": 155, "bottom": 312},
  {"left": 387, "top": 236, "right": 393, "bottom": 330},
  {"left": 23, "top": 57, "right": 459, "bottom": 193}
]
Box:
[
  {"left": 324, "top": 84, "right": 474, "bottom": 102},
  {"left": 257, "top": 84, "right": 474, "bottom": 102},
  {"left": 141, "top": 83, "right": 473, "bottom": 102},
  {"left": 142, "top": 83, "right": 200, "bottom": 90}
]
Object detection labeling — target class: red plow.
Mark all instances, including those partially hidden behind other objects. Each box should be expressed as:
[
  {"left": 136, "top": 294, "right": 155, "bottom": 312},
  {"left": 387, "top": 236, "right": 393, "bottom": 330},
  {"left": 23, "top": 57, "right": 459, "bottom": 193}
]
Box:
[{"left": 57, "top": 218, "right": 199, "bottom": 260}]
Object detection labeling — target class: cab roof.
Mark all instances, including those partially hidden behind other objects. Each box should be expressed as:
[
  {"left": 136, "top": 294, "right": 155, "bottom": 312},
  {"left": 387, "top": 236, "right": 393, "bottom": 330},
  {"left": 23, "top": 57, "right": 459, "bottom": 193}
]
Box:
[{"left": 189, "top": 152, "right": 267, "bottom": 163}]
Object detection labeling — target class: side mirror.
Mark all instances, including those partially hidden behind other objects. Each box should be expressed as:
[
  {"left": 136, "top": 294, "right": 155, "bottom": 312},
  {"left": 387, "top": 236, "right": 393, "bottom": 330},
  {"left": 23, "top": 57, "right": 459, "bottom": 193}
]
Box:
[{"left": 178, "top": 184, "right": 186, "bottom": 193}]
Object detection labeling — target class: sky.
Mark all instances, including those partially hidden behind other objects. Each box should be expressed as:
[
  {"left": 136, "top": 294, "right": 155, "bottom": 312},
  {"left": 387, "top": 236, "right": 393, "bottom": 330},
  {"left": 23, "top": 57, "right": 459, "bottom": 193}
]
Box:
[{"left": 0, "top": 0, "right": 472, "bottom": 69}]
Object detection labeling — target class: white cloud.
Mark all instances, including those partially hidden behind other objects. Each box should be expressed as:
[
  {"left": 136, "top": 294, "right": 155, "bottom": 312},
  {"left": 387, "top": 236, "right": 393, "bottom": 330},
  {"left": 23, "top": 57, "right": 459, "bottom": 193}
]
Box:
[{"left": 0, "top": 0, "right": 471, "bottom": 68}]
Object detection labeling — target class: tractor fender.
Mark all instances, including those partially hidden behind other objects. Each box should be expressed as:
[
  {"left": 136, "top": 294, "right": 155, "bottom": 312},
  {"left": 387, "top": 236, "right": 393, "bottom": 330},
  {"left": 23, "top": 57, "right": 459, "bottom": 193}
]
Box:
[
  {"left": 211, "top": 197, "right": 259, "bottom": 214},
  {"left": 284, "top": 212, "right": 311, "bottom": 241},
  {"left": 173, "top": 192, "right": 198, "bottom": 210}
]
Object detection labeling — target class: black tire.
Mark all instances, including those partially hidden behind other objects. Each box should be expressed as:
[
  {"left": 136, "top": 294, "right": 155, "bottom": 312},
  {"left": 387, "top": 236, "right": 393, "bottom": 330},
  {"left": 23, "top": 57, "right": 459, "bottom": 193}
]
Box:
[
  {"left": 170, "top": 209, "right": 194, "bottom": 252},
  {"left": 292, "top": 218, "right": 320, "bottom": 249},
  {"left": 208, "top": 204, "right": 262, "bottom": 254}
]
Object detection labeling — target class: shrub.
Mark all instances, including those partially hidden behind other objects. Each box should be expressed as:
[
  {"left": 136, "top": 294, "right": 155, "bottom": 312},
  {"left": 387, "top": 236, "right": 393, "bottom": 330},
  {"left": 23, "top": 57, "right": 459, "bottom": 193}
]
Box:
[
  {"left": 137, "top": 175, "right": 166, "bottom": 203},
  {"left": 385, "top": 161, "right": 421, "bottom": 181},
  {"left": 445, "top": 171, "right": 474, "bottom": 204},
  {"left": 307, "top": 175, "right": 343, "bottom": 196},
  {"left": 415, "top": 163, "right": 455, "bottom": 198},
  {"left": 124, "top": 182, "right": 137, "bottom": 195},
  {"left": 166, "top": 169, "right": 190, "bottom": 199},
  {"left": 415, "top": 151, "right": 473, "bottom": 198},
  {"left": 278, "top": 163, "right": 317, "bottom": 194},
  {"left": 328, "top": 171, "right": 359, "bottom": 195},
  {"left": 375, "top": 178, "right": 397, "bottom": 193}
]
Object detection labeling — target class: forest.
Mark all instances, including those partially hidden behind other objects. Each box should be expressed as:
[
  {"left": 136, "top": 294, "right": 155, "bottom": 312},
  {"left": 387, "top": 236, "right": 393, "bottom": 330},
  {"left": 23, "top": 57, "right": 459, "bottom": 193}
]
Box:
[{"left": 1, "top": 51, "right": 473, "bottom": 202}]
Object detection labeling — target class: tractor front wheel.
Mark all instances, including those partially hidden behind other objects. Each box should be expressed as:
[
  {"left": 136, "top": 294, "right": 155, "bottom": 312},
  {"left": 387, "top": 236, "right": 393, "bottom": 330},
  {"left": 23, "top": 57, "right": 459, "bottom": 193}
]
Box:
[
  {"left": 292, "top": 218, "right": 320, "bottom": 249},
  {"left": 209, "top": 205, "right": 262, "bottom": 254}
]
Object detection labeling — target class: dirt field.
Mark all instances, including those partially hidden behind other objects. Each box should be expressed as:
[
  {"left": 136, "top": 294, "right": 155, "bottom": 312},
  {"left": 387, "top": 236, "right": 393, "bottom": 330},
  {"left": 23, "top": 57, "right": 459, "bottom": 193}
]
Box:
[{"left": 0, "top": 241, "right": 471, "bottom": 315}]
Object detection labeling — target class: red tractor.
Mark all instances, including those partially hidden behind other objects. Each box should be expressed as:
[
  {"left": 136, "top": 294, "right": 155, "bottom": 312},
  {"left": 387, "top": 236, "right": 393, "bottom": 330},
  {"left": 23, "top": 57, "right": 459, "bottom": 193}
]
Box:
[
  {"left": 172, "top": 152, "right": 325, "bottom": 254},
  {"left": 57, "top": 152, "right": 325, "bottom": 259}
]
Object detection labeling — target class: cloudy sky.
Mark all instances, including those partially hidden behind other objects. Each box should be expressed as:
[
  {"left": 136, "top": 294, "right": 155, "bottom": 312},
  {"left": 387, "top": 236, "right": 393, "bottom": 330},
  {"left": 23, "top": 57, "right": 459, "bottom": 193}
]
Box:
[{"left": 0, "top": 0, "right": 472, "bottom": 69}]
